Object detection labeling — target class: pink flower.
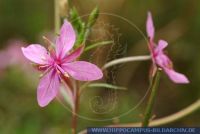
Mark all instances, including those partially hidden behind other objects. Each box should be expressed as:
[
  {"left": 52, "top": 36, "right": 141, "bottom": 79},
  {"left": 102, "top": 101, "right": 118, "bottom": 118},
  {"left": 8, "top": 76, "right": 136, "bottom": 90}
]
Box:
[
  {"left": 146, "top": 12, "right": 189, "bottom": 84},
  {"left": 0, "top": 40, "right": 27, "bottom": 70},
  {"left": 22, "top": 20, "right": 103, "bottom": 107}
]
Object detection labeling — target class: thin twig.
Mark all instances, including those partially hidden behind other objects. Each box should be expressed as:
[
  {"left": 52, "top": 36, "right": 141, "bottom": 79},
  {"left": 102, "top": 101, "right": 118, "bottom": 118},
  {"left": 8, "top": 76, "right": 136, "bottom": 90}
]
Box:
[{"left": 102, "top": 55, "right": 151, "bottom": 70}]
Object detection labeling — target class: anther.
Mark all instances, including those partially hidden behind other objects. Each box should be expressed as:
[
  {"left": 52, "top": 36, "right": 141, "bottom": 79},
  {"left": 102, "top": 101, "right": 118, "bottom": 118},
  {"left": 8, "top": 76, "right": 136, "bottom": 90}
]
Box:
[{"left": 64, "top": 72, "right": 69, "bottom": 77}]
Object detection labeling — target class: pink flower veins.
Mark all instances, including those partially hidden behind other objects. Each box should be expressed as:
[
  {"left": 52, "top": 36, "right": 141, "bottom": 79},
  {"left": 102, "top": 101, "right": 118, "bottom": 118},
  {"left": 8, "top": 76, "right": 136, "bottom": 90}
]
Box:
[
  {"left": 146, "top": 12, "right": 189, "bottom": 84},
  {"left": 22, "top": 20, "right": 103, "bottom": 107}
]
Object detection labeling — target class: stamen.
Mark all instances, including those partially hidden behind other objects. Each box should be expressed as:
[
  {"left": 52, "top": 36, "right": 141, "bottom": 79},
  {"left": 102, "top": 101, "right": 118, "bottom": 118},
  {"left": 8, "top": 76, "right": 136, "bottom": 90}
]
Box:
[
  {"left": 43, "top": 36, "right": 52, "bottom": 45},
  {"left": 64, "top": 72, "right": 69, "bottom": 77},
  {"left": 39, "top": 68, "right": 51, "bottom": 78},
  {"left": 39, "top": 73, "right": 44, "bottom": 78},
  {"left": 57, "top": 70, "right": 61, "bottom": 74},
  {"left": 37, "top": 65, "right": 49, "bottom": 71},
  {"left": 42, "top": 36, "right": 55, "bottom": 51},
  {"left": 38, "top": 65, "right": 47, "bottom": 69}
]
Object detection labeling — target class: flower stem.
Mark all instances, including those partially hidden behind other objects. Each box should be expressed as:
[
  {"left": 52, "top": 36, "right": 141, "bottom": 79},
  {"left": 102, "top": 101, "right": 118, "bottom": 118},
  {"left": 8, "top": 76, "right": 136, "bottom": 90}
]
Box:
[
  {"left": 71, "top": 81, "right": 80, "bottom": 134},
  {"left": 142, "top": 68, "right": 161, "bottom": 127},
  {"left": 54, "top": 0, "right": 60, "bottom": 34}
]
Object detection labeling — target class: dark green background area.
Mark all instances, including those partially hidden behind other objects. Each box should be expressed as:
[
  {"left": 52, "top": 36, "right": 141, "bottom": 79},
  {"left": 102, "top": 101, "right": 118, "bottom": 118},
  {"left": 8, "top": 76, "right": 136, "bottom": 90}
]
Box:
[{"left": 0, "top": 0, "right": 199, "bottom": 133}]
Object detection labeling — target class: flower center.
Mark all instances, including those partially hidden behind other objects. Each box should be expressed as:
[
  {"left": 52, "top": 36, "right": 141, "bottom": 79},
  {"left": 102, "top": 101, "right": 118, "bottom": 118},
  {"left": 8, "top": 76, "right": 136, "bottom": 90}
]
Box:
[{"left": 55, "top": 59, "right": 62, "bottom": 66}]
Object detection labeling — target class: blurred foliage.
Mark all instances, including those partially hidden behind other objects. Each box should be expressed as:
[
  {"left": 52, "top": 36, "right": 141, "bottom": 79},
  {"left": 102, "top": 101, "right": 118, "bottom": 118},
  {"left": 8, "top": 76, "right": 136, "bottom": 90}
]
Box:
[
  {"left": 0, "top": 0, "right": 53, "bottom": 45},
  {"left": 0, "top": 0, "right": 200, "bottom": 134}
]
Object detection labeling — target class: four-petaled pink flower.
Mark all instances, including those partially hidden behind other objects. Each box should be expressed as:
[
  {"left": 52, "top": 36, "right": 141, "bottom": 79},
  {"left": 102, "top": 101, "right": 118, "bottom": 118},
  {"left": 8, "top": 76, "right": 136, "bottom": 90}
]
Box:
[
  {"left": 22, "top": 20, "right": 103, "bottom": 107},
  {"left": 146, "top": 12, "right": 189, "bottom": 84}
]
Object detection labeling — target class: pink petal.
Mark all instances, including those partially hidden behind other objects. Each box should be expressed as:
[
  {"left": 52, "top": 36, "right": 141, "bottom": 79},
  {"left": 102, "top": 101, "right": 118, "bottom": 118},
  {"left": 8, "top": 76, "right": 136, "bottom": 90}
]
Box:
[
  {"left": 146, "top": 12, "right": 155, "bottom": 40},
  {"left": 37, "top": 69, "right": 60, "bottom": 107},
  {"left": 155, "top": 40, "right": 168, "bottom": 53},
  {"left": 56, "top": 20, "right": 76, "bottom": 58},
  {"left": 164, "top": 68, "right": 189, "bottom": 84},
  {"left": 62, "top": 46, "right": 84, "bottom": 63},
  {"left": 62, "top": 61, "right": 103, "bottom": 81},
  {"left": 21, "top": 44, "right": 50, "bottom": 64},
  {"left": 154, "top": 40, "right": 171, "bottom": 70},
  {"left": 155, "top": 53, "right": 172, "bottom": 69}
]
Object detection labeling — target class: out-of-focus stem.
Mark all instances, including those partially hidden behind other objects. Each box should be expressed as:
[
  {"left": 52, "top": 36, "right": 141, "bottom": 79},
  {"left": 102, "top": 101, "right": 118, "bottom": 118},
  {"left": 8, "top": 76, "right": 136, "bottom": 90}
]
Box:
[
  {"left": 142, "top": 69, "right": 161, "bottom": 127},
  {"left": 54, "top": 0, "right": 60, "bottom": 34},
  {"left": 71, "top": 81, "right": 80, "bottom": 134}
]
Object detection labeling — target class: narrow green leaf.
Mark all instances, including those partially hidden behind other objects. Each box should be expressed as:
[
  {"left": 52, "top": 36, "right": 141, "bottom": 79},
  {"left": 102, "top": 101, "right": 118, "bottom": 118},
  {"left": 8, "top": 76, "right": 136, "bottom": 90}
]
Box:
[
  {"left": 87, "top": 6, "right": 99, "bottom": 28},
  {"left": 69, "top": 7, "right": 86, "bottom": 47},
  {"left": 84, "top": 41, "right": 113, "bottom": 52},
  {"left": 75, "top": 23, "right": 86, "bottom": 47},
  {"left": 87, "top": 83, "right": 127, "bottom": 90},
  {"left": 70, "top": 7, "right": 85, "bottom": 33}
]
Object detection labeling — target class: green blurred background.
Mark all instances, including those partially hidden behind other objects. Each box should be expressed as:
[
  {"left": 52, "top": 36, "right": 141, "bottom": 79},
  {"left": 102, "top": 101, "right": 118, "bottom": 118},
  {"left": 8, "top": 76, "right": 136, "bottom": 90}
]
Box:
[{"left": 0, "top": 0, "right": 200, "bottom": 133}]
